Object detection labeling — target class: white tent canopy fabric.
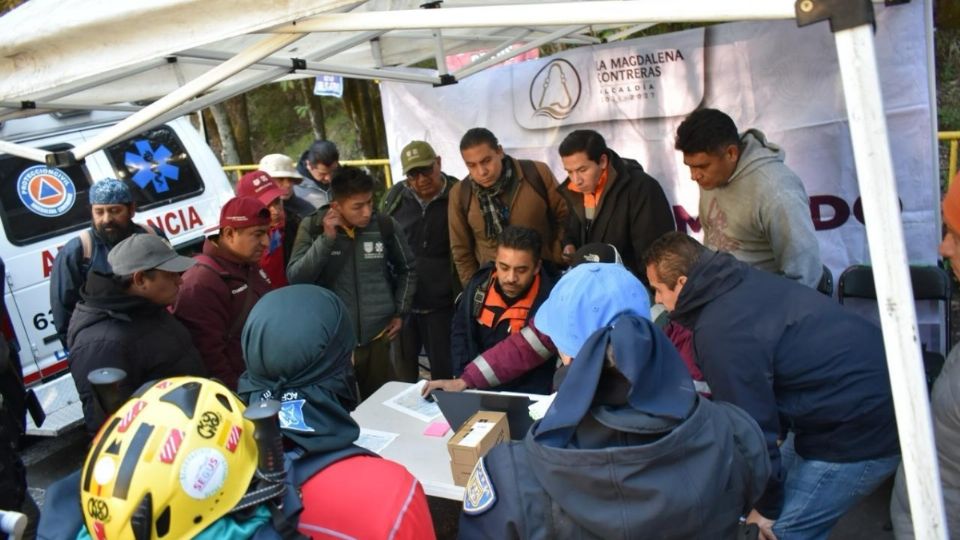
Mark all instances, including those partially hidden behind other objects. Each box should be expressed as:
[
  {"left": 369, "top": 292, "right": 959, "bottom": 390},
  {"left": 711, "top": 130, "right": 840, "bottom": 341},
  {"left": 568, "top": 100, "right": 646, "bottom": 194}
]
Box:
[{"left": 0, "top": 0, "right": 948, "bottom": 537}]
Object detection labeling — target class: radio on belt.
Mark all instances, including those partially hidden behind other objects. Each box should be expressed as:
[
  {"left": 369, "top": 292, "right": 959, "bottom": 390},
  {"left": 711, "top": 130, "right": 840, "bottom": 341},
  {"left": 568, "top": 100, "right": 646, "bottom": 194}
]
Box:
[{"left": 446, "top": 411, "right": 510, "bottom": 487}]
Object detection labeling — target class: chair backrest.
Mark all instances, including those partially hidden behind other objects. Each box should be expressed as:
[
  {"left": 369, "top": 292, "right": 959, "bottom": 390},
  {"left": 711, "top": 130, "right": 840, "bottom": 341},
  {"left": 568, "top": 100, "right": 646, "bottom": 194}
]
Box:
[
  {"left": 816, "top": 264, "right": 833, "bottom": 297},
  {"left": 838, "top": 264, "right": 952, "bottom": 350}
]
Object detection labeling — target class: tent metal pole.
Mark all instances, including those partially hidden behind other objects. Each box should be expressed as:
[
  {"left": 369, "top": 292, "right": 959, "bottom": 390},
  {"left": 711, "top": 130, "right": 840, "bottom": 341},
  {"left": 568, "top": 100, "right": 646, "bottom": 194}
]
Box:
[
  {"left": 433, "top": 29, "right": 450, "bottom": 77},
  {"left": 71, "top": 32, "right": 303, "bottom": 161},
  {"left": 282, "top": 0, "right": 797, "bottom": 32},
  {"left": 0, "top": 140, "right": 48, "bottom": 163},
  {"left": 455, "top": 25, "right": 584, "bottom": 79},
  {"left": 834, "top": 22, "right": 947, "bottom": 540},
  {"left": 449, "top": 29, "right": 532, "bottom": 74}
]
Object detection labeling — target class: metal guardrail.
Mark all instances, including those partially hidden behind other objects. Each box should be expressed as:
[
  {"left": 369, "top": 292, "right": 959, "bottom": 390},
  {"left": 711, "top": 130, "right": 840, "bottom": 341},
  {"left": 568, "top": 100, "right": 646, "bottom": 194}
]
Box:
[
  {"left": 940, "top": 131, "right": 960, "bottom": 185},
  {"left": 223, "top": 158, "right": 393, "bottom": 188}
]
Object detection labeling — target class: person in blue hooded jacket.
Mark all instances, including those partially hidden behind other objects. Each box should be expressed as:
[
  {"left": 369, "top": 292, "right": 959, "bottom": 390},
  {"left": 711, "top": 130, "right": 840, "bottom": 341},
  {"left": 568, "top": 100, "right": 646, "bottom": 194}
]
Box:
[
  {"left": 644, "top": 232, "right": 899, "bottom": 540},
  {"left": 458, "top": 263, "right": 770, "bottom": 539}
]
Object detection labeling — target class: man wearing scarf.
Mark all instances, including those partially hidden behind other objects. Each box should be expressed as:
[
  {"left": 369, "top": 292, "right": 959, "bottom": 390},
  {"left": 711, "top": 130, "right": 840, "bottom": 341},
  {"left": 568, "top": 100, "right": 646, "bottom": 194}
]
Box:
[
  {"left": 449, "top": 128, "right": 568, "bottom": 286},
  {"left": 238, "top": 285, "right": 435, "bottom": 540},
  {"left": 236, "top": 170, "right": 299, "bottom": 288},
  {"left": 458, "top": 263, "right": 770, "bottom": 539}
]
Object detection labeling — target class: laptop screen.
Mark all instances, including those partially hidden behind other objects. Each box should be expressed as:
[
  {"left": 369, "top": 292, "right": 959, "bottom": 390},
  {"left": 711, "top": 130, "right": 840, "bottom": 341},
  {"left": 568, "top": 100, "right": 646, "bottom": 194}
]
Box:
[{"left": 432, "top": 390, "right": 535, "bottom": 441}]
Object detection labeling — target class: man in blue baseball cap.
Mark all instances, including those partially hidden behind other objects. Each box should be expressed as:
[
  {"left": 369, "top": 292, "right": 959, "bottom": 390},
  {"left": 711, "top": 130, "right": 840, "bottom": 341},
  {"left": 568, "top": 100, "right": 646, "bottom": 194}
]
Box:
[
  {"left": 458, "top": 263, "right": 770, "bottom": 539},
  {"left": 50, "top": 178, "right": 164, "bottom": 344}
]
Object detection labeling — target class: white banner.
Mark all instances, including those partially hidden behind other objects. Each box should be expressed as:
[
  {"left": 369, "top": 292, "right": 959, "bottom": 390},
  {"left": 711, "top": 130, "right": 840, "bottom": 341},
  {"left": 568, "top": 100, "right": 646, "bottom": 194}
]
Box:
[
  {"left": 381, "top": 2, "right": 937, "bottom": 287},
  {"left": 513, "top": 28, "right": 705, "bottom": 127}
]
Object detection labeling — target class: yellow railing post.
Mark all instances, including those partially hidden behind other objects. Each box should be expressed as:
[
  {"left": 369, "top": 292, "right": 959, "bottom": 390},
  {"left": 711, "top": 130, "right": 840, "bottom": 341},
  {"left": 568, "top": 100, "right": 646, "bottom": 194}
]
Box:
[
  {"left": 938, "top": 131, "right": 960, "bottom": 185},
  {"left": 222, "top": 158, "right": 394, "bottom": 188}
]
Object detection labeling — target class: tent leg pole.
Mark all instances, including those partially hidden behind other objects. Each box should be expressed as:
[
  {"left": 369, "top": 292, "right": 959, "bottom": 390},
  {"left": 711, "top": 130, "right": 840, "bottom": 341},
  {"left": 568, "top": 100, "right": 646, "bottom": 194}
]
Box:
[{"left": 834, "top": 22, "right": 946, "bottom": 540}]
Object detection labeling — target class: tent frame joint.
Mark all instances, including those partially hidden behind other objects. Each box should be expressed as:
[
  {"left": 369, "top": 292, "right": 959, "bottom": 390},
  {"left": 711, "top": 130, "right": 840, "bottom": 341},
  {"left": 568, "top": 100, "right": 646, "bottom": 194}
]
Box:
[
  {"left": 795, "top": 0, "right": 875, "bottom": 32},
  {"left": 433, "top": 73, "right": 457, "bottom": 87},
  {"left": 46, "top": 150, "right": 79, "bottom": 168}
]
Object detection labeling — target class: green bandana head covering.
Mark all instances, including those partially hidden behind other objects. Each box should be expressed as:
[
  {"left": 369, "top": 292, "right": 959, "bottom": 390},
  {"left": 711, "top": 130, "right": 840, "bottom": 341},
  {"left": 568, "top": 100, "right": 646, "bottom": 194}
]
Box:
[{"left": 238, "top": 285, "right": 360, "bottom": 454}]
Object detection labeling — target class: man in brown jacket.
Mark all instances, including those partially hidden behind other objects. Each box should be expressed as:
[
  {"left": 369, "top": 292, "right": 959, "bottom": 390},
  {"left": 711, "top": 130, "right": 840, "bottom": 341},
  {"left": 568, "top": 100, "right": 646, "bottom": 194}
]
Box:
[{"left": 449, "top": 128, "right": 568, "bottom": 285}]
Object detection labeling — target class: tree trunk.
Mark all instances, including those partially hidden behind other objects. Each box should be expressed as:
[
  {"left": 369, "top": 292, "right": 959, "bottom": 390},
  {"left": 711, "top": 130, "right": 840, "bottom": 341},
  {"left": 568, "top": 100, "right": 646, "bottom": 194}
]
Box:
[
  {"left": 210, "top": 103, "right": 241, "bottom": 174},
  {"left": 225, "top": 94, "right": 253, "bottom": 165},
  {"left": 342, "top": 78, "right": 388, "bottom": 160},
  {"left": 298, "top": 78, "right": 327, "bottom": 141}
]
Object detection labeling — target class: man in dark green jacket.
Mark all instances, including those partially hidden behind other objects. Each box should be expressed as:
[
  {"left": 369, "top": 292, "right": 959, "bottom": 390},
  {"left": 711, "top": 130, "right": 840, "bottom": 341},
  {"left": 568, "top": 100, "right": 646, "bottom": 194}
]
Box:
[{"left": 288, "top": 166, "right": 416, "bottom": 399}]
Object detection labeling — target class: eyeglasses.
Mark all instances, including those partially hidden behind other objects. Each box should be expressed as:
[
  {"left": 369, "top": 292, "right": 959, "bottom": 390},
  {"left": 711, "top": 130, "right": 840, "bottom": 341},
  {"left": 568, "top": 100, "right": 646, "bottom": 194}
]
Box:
[{"left": 405, "top": 165, "right": 434, "bottom": 181}]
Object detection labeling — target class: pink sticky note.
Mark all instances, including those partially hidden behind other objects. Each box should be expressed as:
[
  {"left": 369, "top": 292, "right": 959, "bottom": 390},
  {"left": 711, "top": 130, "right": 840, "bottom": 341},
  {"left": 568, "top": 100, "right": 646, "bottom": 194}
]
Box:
[{"left": 423, "top": 420, "right": 450, "bottom": 437}]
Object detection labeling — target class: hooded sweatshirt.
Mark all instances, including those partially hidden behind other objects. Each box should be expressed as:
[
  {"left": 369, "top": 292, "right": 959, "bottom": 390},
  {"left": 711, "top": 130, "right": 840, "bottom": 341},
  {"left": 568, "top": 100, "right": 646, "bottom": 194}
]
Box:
[
  {"left": 698, "top": 130, "right": 822, "bottom": 288},
  {"left": 670, "top": 251, "right": 898, "bottom": 518},
  {"left": 459, "top": 315, "right": 770, "bottom": 539},
  {"left": 67, "top": 271, "right": 204, "bottom": 433}
]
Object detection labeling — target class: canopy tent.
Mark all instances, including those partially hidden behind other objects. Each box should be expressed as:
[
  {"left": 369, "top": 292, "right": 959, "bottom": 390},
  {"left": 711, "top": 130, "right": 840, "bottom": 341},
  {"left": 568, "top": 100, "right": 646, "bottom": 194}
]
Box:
[{"left": 0, "top": 0, "right": 948, "bottom": 537}]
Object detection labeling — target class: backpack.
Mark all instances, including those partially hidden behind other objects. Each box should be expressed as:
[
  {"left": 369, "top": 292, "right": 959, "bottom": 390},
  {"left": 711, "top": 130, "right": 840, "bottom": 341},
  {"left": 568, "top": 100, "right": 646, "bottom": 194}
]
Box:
[{"left": 78, "top": 224, "right": 159, "bottom": 262}]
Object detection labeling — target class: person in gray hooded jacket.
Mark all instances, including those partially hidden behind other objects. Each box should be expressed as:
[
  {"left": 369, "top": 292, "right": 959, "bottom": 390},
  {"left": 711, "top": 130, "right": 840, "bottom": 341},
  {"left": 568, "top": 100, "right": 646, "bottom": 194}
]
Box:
[
  {"left": 675, "top": 108, "right": 822, "bottom": 288},
  {"left": 458, "top": 263, "right": 769, "bottom": 540}
]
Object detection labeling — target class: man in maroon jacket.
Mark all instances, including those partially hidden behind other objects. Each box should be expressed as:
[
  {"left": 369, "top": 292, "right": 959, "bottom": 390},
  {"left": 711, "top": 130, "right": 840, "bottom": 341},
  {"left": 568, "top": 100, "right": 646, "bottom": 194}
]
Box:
[{"left": 172, "top": 197, "right": 272, "bottom": 389}]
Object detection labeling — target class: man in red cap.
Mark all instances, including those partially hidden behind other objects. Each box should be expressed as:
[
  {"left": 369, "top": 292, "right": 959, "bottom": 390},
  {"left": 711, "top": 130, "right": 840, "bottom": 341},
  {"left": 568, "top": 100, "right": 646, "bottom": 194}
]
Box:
[
  {"left": 172, "top": 196, "right": 273, "bottom": 389},
  {"left": 236, "top": 170, "right": 299, "bottom": 287}
]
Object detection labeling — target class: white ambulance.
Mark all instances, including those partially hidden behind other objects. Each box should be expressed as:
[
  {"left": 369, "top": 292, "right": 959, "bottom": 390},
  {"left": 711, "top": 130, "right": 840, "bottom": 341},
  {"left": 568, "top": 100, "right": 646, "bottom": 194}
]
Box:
[{"left": 0, "top": 110, "right": 235, "bottom": 434}]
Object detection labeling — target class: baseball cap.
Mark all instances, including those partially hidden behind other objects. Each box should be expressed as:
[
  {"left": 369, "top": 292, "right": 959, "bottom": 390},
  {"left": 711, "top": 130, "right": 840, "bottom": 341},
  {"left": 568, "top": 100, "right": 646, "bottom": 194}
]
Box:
[
  {"left": 400, "top": 141, "right": 437, "bottom": 175},
  {"left": 258, "top": 154, "right": 303, "bottom": 180},
  {"left": 219, "top": 196, "right": 271, "bottom": 230},
  {"left": 108, "top": 234, "right": 196, "bottom": 275},
  {"left": 237, "top": 170, "right": 284, "bottom": 206},
  {"left": 534, "top": 263, "right": 651, "bottom": 357},
  {"left": 571, "top": 243, "right": 623, "bottom": 266},
  {"left": 89, "top": 178, "right": 133, "bottom": 205}
]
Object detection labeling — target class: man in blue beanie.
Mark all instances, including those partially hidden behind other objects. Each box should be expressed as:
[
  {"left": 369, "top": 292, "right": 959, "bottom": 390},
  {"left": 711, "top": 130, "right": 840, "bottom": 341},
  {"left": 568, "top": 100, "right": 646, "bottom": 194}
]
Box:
[
  {"left": 49, "top": 178, "right": 164, "bottom": 344},
  {"left": 458, "top": 263, "right": 770, "bottom": 539}
]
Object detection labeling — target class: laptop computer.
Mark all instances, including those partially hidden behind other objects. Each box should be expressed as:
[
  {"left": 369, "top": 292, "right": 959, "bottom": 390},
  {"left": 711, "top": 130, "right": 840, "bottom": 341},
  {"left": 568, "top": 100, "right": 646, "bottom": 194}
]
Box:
[{"left": 431, "top": 390, "right": 535, "bottom": 441}]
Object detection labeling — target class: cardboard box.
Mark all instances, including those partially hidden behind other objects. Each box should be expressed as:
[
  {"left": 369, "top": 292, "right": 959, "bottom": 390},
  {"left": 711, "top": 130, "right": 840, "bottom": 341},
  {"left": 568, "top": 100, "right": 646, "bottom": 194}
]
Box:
[{"left": 447, "top": 411, "right": 510, "bottom": 486}]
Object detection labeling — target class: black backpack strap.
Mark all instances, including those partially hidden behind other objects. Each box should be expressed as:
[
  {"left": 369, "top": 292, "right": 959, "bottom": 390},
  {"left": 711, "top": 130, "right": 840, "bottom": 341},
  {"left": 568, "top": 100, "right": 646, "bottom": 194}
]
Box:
[
  {"left": 459, "top": 176, "right": 474, "bottom": 215},
  {"left": 381, "top": 185, "right": 404, "bottom": 216},
  {"left": 518, "top": 159, "right": 549, "bottom": 205},
  {"left": 377, "top": 213, "right": 395, "bottom": 240}
]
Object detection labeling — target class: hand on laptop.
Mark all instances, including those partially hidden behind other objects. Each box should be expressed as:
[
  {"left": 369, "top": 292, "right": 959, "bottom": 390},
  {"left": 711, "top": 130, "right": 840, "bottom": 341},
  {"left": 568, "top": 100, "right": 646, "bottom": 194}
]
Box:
[{"left": 421, "top": 378, "right": 468, "bottom": 397}]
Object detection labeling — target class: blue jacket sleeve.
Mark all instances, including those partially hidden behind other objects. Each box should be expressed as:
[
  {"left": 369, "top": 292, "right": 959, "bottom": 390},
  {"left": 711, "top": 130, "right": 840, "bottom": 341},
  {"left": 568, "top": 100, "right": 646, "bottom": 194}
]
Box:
[
  {"left": 693, "top": 323, "right": 786, "bottom": 519},
  {"left": 49, "top": 238, "right": 85, "bottom": 340},
  {"left": 450, "top": 293, "right": 470, "bottom": 377}
]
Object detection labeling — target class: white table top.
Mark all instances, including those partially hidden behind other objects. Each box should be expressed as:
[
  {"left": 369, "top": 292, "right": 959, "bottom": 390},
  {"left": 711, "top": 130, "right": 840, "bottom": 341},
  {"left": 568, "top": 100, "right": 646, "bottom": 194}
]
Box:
[
  {"left": 351, "top": 381, "right": 548, "bottom": 501},
  {"left": 351, "top": 381, "right": 465, "bottom": 500}
]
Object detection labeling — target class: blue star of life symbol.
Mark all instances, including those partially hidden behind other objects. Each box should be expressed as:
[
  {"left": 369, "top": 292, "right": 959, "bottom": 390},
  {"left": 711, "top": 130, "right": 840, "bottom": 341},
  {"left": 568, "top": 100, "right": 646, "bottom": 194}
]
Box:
[
  {"left": 278, "top": 399, "right": 315, "bottom": 432},
  {"left": 125, "top": 139, "right": 180, "bottom": 193}
]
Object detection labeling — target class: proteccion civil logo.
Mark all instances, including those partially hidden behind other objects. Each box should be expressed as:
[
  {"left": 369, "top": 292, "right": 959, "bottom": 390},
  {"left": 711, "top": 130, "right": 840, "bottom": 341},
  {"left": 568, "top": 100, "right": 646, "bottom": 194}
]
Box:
[
  {"left": 529, "top": 59, "right": 582, "bottom": 120},
  {"left": 17, "top": 165, "right": 77, "bottom": 217}
]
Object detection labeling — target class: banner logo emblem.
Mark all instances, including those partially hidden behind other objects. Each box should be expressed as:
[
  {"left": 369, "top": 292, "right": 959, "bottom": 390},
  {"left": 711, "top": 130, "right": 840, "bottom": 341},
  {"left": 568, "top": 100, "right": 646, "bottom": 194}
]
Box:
[{"left": 529, "top": 59, "right": 581, "bottom": 120}]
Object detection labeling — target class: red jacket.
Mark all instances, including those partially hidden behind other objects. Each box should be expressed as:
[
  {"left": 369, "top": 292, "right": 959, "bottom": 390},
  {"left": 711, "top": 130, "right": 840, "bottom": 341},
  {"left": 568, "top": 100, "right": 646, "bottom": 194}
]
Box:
[
  {"left": 171, "top": 239, "right": 272, "bottom": 389},
  {"left": 298, "top": 455, "right": 436, "bottom": 539}
]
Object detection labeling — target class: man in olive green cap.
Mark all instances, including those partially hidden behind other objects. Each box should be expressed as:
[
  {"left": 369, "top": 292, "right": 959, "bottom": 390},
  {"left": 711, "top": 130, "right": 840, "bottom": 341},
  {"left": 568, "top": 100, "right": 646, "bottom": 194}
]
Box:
[{"left": 381, "top": 141, "right": 460, "bottom": 381}]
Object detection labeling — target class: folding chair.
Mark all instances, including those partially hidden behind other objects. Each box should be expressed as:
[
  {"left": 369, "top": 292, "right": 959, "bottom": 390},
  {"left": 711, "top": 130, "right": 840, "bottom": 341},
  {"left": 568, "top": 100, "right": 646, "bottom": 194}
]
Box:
[
  {"left": 838, "top": 264, "right": 952, "bottom": 388},
  {"left": 816, "top": 265, "right": 833, "bottom": 297}
]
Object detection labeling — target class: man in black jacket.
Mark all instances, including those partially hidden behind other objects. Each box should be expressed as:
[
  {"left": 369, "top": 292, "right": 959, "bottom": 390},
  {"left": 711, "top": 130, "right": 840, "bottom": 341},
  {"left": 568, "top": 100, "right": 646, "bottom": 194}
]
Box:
[
  {"left": 644, "top": 232, "right": 899, "bottom": 540},
  {"left": 558, "top": 129, "right": 675, "bottom": 282},
  {"left": 68, "top": 234, "right": 205, "bottom": 434},
  {"left": 382, "top": 141, "right": 460, "bottom": 381}
]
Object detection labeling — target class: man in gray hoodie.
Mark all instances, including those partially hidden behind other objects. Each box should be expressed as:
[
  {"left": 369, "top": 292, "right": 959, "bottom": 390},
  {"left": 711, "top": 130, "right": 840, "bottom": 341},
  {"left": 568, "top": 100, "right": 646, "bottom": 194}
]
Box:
[{"left": 674, "top": 108, "right": 822, "bottom": 288}]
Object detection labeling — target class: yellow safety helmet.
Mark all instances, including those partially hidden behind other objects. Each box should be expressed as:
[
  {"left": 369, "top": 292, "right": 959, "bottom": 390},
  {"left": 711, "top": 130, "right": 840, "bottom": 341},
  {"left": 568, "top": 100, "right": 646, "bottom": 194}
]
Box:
[{"left": 80, "top": 377, "right": 258, "bottom": 540}]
